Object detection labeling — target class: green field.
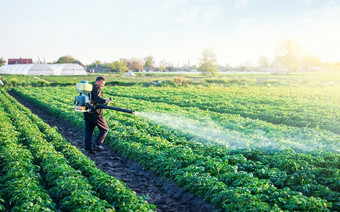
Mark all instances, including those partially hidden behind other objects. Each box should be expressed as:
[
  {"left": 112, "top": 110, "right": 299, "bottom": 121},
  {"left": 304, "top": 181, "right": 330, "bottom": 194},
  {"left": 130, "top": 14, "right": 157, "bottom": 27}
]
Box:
[
  {"left": 1, "top": 71, "right": 340, "bottom": 87},
  {"left": 0, "top": 72, "right": 339, "bottom": 211}
]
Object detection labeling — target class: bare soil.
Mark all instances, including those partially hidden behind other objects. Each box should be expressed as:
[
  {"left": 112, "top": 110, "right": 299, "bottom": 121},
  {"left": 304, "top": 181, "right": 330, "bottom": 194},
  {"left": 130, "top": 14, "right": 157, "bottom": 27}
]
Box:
[{"left": 9, "top": 90, "right": 216, "bottom": 212}]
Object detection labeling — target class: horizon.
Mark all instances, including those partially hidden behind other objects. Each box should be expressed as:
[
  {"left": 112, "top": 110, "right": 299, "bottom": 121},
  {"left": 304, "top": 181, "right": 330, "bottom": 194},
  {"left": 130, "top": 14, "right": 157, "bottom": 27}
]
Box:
[{"left": 1, "top": 0, "right": 340, "bottom": 67}]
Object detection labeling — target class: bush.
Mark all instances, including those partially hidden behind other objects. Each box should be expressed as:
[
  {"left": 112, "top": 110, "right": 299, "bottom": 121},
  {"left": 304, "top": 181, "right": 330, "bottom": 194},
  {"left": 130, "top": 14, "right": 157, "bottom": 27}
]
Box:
[
  {"left": 8, "top": 78, "right": 19, "bottom": 86},
  {"left": 172, "top": 77, "right": 191, "bottom": 86},
  {"left": 205, "top": 78, "right": 229, "bottom": 84}
]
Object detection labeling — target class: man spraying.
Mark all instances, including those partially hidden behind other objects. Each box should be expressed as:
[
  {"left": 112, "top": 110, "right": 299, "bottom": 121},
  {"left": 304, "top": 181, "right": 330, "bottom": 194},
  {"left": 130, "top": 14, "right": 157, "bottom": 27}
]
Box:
[{"left": 84, "top": 76, "right": 110, "bottom": 154}]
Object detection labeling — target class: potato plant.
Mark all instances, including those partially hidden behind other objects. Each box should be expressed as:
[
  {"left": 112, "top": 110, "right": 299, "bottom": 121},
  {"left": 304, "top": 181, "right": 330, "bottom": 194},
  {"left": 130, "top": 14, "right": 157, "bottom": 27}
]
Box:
[{"left": 12, "top": 86, "right": 339, "bottom": 211}]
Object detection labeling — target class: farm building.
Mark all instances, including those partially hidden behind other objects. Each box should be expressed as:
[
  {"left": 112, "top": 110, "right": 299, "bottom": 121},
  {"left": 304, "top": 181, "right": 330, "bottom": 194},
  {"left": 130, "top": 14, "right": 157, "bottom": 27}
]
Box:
[
  {"left": 0, "top": 63, "right": 87, "bottom": 75},
  {"left": 8, "top": 58, "right": 33, "bottom": 64}
]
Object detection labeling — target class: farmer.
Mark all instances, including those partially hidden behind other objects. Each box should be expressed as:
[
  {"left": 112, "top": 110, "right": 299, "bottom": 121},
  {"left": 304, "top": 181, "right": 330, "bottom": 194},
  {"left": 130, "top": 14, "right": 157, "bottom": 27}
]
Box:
[{"left": 84, "top": 76, "right": 111, "bottom": 154}]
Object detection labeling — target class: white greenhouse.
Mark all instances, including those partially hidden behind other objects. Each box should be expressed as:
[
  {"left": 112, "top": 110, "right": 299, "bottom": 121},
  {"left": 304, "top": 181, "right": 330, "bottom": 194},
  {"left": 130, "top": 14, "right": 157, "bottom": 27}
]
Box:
[
  {"left": 0, "top": 63, "right": 87, "bottom": 76},
  {"left": 48, "top": 63, "right": 87, "bottom": 75},
  {"left": 0, "top": 64, "right": 53, "bottom": 75}
]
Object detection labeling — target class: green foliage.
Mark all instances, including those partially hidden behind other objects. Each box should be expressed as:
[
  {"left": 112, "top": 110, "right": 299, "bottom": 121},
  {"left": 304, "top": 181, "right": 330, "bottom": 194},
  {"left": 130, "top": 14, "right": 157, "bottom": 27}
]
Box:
[
  {"left": 0, "top": 90, "right": 116, "bottom": 211},
  {"left": 0, "top": 57, "right": 5, "bottom": 66},
  {"left": 103, "top": 61, "right": 130, "bottom": 74},
  {"left": 198, "top": 63, "right": 217, "bottom": 77},
  {"left": 198, "top": 48, "right": 218, "bottom": 77},
  {"left": 172, "top": 77, "right": 191, "bottom": 86},
  {"left": 101, "top": 85, "right": 340, "bottom": 134},
  {"left": 87, "top": 60, "right": 102, "bottom": 69},
  {"left": 8, "top": 77, "right": 18, "bottom": 86},
  {"left": 205, "top": 78, "right": 229, "bottom": 84},
  {"left": 0, "top": 75, "right": 52, "bottom": 87},
  {"left": 144, "top": 56, "right": 154, "bottom": 68},
  {"left": 274, "top": 38, "right": 301, "bottom": 72},
  {"left": 12, "top": 85, "right": 339, "bottom": 211},
  {"left": 113, "top": 61, "right": 130, "bottom": 75},
  {"left": 56, "top": 55, "right": 77, "bottom": 64},
  {"left": 1, "top": 89, "right": 155, "bottom": 211},
  {"left": 0, "top": 98, "right": 55, "bottom": 211}
]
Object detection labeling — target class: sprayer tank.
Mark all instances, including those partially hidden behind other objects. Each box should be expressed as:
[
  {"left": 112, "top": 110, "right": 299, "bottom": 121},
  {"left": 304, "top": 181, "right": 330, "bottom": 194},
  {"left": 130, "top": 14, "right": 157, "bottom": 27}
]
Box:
[{"left": 76, "top": 81, "right": 92, "bottom": 93}]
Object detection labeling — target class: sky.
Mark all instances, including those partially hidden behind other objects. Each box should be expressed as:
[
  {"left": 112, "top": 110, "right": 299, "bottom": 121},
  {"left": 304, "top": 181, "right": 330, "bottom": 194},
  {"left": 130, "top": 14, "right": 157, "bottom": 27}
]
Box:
[{"left": 1, "top": 0, "right": 340, "bottom": 66}]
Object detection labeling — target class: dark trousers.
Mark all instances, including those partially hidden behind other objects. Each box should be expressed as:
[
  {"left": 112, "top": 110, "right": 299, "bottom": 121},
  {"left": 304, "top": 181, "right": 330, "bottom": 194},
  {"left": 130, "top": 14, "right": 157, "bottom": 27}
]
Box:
[{"left": 84, "top": 115, "right": 109, "bottom": 151}]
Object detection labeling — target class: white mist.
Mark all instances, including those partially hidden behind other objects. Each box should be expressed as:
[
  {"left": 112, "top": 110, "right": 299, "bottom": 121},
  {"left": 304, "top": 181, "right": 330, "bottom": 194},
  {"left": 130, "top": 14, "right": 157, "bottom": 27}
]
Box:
[{"left": 136, "top": 112, "right": 340, "bottom": 153}]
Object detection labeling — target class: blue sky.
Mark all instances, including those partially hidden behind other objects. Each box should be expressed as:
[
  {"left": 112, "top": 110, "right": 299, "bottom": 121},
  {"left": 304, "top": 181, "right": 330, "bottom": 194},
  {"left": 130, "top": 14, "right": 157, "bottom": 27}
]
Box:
[{"left": 1, "top": 0, "right": 339, "bottom": 66}]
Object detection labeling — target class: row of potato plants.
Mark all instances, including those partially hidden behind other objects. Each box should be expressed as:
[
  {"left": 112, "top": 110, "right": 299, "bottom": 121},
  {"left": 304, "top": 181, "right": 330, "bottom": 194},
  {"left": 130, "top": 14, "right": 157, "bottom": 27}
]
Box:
[
  {"left": 34, "top": 86, "right": 340, "bottom": 155},
  {"left": 12, "top": 87, "right": 335, "bottom": 211},
  {"left": 105, "top": 85, "right": 340, "bottom": 134},
  {"left": 12, "top": 86, "right": 338, "bottom": 209},
  {"left": 109, "top": 112, "right": 340, "bottom": 196},
  {"left": 0, "top": 107, "right": 55, "bottom": 211},
  {"left": 105, "top": 96, "right": 340, "bottom": 186},
  {"left": 1, "top": 91, "right": 155, "bottom": 211},
  {"left": 1, "top": 90, "right": 155, "bottom": 212},
  {"left": 14, "top": 87, "right": 340, "bottom": 192},
  {"left": 98, "top": 98, "right": 339, "bottom": 211},
  {"left": 105, "top": 113, "right": 338, "bottom": 211},
  {"left": 103, "top": 92, "right": 339, "bottom": 211},
  {"left": 0, "top": 90, "right": 116, "bottom": 211},
  {"left": 98, "top": 88, "right": 338, "bottom": 164},
  {"left": 102, "top": 88, "right": 340, "bottom": 161}
]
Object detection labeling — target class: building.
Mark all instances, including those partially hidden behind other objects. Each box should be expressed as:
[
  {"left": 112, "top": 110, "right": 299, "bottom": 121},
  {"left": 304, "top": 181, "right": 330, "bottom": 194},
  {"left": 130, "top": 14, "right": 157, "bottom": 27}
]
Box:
[{"left": 8, "top": 58, "right": 33, "bottom": 65}]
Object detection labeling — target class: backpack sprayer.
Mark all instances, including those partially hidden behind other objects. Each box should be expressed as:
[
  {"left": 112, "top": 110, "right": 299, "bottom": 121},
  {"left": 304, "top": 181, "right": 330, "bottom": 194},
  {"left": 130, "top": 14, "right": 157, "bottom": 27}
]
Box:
[{"left": 74, "top": 81, "right": 135, "bottom": 114}]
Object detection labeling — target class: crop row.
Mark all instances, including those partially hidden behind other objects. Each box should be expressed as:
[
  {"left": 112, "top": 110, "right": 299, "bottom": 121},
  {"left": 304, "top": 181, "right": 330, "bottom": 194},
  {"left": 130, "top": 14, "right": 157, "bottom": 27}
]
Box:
[
  {"left": 104, "top": 90, "right": 340, "bottom": 153},
  {"left": 14, "top": 87, "right": 340, "bottom": 192},
  {"left": 105, "top": 85, "right": 340, "bottom": 134},
  {"left": 27, "top": 86, "right": 340, "bottom": 154},
  {"left": 0, "top": 106, "right": 55, "bottom": 211},
  {"left": 110, "top": 112, "right": 340, "bottom": 196},
  {"left": 2, "top": 91, "right": 155, "bottom": 211},
  {"left": 1, "top": 90, "right": 155, "bottom": 211},
  {"left": 42, "top": 86, "right": 340, "bottom": 164},
  {"left": 100, "top": 101, "right": 339, "bottom": 211},
  {"left": 12, "top": 87, "right": 336, "bottom": 211},
  {"left": 0, "top": 90, "right": 116, "bottom": 211}
]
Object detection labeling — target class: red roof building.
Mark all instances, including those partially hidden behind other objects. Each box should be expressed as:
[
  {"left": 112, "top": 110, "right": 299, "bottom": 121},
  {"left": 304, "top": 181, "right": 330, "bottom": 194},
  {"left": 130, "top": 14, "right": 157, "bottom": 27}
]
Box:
[{"left": 8, "top": 58, "right": 33, "bottom": 65}]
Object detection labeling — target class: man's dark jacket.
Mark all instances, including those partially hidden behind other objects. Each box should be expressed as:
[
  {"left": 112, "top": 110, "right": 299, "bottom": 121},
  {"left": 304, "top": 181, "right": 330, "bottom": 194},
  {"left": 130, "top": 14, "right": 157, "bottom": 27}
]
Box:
[{"left": 86, "top": 84, "right": 106, "bottom": 117}]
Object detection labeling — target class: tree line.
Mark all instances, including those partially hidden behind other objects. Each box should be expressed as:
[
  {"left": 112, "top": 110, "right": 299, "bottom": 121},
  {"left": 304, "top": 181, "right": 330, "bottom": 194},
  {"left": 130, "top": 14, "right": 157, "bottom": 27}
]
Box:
[{"left": 1, "top": 38, "right": 339, "bottom": 76}]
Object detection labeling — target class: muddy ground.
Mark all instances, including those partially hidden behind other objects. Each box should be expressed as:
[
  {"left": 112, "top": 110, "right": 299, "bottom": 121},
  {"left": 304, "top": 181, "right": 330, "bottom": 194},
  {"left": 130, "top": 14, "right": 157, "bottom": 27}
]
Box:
[{"left": 9, "top": 90, "right": 216, "bottom": 212}]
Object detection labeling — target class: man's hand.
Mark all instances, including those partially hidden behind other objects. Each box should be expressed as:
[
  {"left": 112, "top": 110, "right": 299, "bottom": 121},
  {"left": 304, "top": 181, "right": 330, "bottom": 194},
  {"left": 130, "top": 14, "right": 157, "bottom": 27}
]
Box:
[{"left": 105, "top": 99, "right": 111, "bottom": 104}]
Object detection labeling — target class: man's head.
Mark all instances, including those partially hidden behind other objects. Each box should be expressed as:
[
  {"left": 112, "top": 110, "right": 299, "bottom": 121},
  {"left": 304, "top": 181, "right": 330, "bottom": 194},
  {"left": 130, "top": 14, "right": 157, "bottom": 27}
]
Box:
[{"left": 95, "top": 76, "right": 105, "bottom": 88}]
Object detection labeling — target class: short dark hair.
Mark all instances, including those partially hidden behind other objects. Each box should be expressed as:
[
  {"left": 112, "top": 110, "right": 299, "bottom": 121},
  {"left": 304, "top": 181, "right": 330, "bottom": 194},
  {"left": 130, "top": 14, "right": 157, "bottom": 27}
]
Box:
[{"left": 96, "top": 76, "right": 105, "bottom": 82}]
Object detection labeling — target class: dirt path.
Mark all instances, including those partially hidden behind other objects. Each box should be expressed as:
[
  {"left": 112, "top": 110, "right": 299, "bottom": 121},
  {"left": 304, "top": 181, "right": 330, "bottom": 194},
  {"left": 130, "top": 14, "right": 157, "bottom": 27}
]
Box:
[{"left": 9, "top": 90, "right": 216, "bottom": 212}]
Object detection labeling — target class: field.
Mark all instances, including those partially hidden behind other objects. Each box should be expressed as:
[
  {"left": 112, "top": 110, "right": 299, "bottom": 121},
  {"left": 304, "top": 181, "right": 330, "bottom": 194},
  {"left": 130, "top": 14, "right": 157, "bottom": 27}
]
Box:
[{"left": 0, "top": 72, "right": 339, "bottom": 211}]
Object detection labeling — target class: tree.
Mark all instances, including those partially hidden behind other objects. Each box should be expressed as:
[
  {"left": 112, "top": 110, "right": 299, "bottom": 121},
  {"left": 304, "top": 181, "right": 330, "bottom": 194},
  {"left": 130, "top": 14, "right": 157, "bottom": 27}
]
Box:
[
  {"left": 119, "top": 58, "right": 129, "bottom": 66},
  {"left": 258, "top": 56, "right": 270, "bottom": 72},
  {"left": 128, "top": 58, "right": 144, "bottom": 71},
  {"left": 274, "top": 38, "right": 302, "bottom": 72},
  {"left": 112, "top": 61, "right": 129, "bottom": 75},
  {"left": 0, "top": 57, "right": 5, "bottom": 66},
  {"left": 158, "top": 60, "right": 168, "bottom": 72},
  {"left": 299, "top": 55, "right": 322, "bottom": 71},
  {"left": 103, "top": 62, "right": 115, "bottom": 71},
  {"left": 87, "top": 60, "right": 102, "bottom": 69},
  {"left": 224, "top": 64, "right": 231, "bottom": 71},
  {"left": 144, "top": 55, "right": 155, "bottom": 68},
  {"left": 56, "top": 55, "right": 77, "bottom": 64},
  {"left": 198, "top": 48, "right": 218, "bottom": 77}
]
